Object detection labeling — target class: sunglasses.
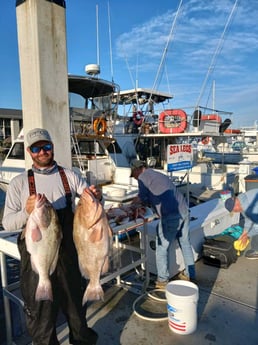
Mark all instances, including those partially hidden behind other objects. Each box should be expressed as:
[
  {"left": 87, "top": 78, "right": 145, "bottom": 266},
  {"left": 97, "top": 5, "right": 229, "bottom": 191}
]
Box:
[{"left": 30, "top": 143, "right": 53, "bottom": 153}]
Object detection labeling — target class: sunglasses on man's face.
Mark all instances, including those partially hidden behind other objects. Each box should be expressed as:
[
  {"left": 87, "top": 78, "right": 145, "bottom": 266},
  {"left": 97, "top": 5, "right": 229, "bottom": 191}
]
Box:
[{"left": 30, "top": 143, "right": 53, "bottom": 154}]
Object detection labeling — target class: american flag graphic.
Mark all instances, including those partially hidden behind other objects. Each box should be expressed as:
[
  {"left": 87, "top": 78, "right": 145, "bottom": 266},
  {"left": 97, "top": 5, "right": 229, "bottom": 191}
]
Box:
[{"left": 167, "top": 304, "right": 187, "bottom": 332}]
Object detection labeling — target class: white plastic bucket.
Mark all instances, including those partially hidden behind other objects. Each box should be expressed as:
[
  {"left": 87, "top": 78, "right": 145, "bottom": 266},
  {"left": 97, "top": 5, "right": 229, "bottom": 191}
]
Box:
[{"left": 166, "top": 280, "right": 199, "bottom": 335}]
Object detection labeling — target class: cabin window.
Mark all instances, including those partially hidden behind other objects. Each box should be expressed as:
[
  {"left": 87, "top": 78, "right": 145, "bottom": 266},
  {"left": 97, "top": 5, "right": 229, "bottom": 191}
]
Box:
[
  {"left": 7, "top": 142, "right": 25, "bottom": 160},
  {"left": 72, "top": 140, "right": 105, "bottom": 156}
]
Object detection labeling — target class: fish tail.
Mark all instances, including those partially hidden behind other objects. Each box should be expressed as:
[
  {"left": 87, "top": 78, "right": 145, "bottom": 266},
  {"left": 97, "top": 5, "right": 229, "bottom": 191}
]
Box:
[
  {"left": 82, "top": 282, "right": 104, "bottom": 305},
  {"left": 35, "top": 278, "right": 53, "bottom": 302}
]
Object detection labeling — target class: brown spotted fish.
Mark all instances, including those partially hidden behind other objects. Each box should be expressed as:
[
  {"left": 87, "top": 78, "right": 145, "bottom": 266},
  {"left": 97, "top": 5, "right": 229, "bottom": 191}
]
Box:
[
  {"left": 25, "top": 193, "right": 62, "bottom": 301},
  {"left": 73, "top": 188, "right": 113, "bottom": 305}
]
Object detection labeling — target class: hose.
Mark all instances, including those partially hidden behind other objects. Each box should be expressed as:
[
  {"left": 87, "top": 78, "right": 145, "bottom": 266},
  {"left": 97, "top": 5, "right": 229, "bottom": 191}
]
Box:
[{"left": 132, "top": 288, "right": 168, "bottom": 322}]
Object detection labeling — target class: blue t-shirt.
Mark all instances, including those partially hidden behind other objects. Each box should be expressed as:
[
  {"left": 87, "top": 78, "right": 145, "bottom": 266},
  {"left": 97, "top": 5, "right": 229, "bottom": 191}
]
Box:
[
  {"left": 137, "top": 168, "right": 188, "bottom": 218},
  {"left": 238, "top": 189, "right": 258, "bottom": 232}
]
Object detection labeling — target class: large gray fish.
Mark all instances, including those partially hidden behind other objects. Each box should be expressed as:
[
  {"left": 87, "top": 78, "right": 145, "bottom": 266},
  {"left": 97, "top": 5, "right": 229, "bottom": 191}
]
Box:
[
  {"left": 25, "top": 193, "right": 62, "bottom": 301},
  {"left": 73, "top": 188, "right": 113, "bottom": 305}
]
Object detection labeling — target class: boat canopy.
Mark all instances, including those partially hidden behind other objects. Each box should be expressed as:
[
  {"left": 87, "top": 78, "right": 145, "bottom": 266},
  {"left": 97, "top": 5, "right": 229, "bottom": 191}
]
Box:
[
  {"left": 112, "top": 88, "right": 173, "bottom": 105},
  {"left": 68, "top": 75, "right": 118, "bottom": 99}
]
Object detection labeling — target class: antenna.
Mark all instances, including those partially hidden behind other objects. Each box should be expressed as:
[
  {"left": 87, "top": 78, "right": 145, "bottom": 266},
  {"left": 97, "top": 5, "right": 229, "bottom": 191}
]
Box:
[
  {"left": 107, "top": 2, "right": 114, "bottom": 82},
  {"left": 85, "top": 4, "right": 100, "bottom": 76},
  {"left": 96, "top": 4, "right": 100, "bottom": 66}
]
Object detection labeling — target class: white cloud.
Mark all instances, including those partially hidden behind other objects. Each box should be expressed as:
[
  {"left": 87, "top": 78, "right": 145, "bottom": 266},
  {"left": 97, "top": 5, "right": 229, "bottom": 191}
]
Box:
[{"left": 114, "top": 0, "right": 258, "bottom": 125}]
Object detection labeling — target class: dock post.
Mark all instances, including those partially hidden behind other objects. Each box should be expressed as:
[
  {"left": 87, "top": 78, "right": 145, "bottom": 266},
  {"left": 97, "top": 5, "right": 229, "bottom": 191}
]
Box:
[{"left": 16, "top": 0, "right": 71, "bottom": 169}]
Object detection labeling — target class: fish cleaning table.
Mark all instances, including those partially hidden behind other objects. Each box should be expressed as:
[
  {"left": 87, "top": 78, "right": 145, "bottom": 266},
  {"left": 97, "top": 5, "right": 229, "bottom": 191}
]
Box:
[
  {"left": 101, "top": 215, "right": 153, "bottom": 292},
  {"left": 0, "top": 214, "right": 153, "bottom": 344}
]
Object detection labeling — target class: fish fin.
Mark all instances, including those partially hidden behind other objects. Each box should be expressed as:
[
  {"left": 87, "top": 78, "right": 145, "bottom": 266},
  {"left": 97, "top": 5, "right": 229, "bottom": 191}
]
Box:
[
  {"left": 49, "top": 247, "right": 60, "bottom": 275},
  {"left": 31, "top": 226, "right": 42, "bottom": 242},
  {"left": 89, "top": 224, "right": 104, "bottom": 243},
  {"left": 82, "top": 282, "right": 104, "bottom": 305},
  {"left": 101, "top": 256, "right": 109, "bottom": 274},
  {"left": 108, "top": 225, "right": 113, "bottom": 237},
  {"left": 35, "top": 278, "right": 53, "bottom": 301}
]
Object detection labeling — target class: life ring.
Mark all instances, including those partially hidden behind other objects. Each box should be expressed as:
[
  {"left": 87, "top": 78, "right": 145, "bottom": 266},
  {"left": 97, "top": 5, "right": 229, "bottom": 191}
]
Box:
[
  {"left": 201, "top": 114, "right": 222, "bottom": 123},
  {"left": 201, "top": 136, "right": 211, "bottom": 145},
  {"left": 133, "top": 111, "right": 144, "bottom": 126},
  {"left": 93, "top": 118, "right": 107, "bottom": 135},
  {"left": 159, "top": 109, "right": 187, "bottom": 134},
  {"left": 224, "top": 129, "right": 241, "bottom": 134}
]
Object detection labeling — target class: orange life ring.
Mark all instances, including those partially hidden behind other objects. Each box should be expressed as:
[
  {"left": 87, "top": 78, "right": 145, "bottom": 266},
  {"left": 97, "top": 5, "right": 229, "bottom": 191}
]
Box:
[
  {"left": 224, "top": 129, "right": 241, "bottom": 134},
  {"left": 201, "top": 136, "right": 210, "bottom": 145},
  {"left": 133, "top": 111, "right": 144, "bottom": 126},
  {"left": 159, "top": 109, "right": 187, "bottom": 134},
  {"left": 201, "top": 114, "right": 222, "bottom": 123},
  {"left": 93, "top": 118, "right": 107, "bottom": 135}
]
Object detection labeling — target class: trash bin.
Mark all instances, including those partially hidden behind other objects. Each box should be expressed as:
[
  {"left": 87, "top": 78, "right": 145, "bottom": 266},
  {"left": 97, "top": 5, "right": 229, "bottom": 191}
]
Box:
[{"left": 244, "top": 174, "right": 258, "bottom": 191}]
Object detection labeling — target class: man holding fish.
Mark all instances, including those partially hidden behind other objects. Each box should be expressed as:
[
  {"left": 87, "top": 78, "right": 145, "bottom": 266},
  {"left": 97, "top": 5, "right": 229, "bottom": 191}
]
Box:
[{"left": 2, "top": 128, "right": 111, "bottom": 345}]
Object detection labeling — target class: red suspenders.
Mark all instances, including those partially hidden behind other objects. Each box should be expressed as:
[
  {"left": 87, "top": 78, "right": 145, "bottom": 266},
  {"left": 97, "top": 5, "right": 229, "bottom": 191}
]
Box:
[{"left": 27, "top": 166, "right": 72, "bottom": 205}]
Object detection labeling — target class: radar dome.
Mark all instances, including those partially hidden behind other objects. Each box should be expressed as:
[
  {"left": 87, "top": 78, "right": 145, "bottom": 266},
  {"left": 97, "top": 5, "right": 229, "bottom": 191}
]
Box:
[{"left": 85, "top": 64, "right": 100, "bottom": 76}]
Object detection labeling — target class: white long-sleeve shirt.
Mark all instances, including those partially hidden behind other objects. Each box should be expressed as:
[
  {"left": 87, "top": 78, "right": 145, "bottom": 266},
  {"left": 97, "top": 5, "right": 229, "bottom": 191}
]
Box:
[{"left": 2, "top": 166, "right": 87, "bottom": 231}]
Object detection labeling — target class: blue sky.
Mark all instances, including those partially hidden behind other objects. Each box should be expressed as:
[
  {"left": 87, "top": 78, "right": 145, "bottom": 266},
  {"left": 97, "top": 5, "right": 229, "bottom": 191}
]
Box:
[{"left": 0, "top": 0, "right": 257, "bottom": 127}]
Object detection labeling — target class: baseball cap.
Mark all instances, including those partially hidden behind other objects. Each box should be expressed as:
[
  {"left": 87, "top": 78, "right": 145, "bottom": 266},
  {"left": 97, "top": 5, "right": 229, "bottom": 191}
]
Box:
[
  {"left": 225, "top": 197, "right": 236, "bottom": 212},
  {"left": 130, "top": 159, "right": 146, "bottom": 177},
  {"left": 27, "top": 128, "right": 52, "bottom": 147}
]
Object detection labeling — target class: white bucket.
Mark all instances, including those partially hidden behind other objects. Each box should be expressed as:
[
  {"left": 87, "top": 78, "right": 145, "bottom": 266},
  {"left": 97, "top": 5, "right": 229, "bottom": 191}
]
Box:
[{"left": 166, "top": 280, "right": 199, "bottom": 335}]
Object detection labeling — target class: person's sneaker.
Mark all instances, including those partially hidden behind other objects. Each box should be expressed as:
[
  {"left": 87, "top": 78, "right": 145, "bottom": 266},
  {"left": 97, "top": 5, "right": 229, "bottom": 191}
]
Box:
[
  {"left": 177, "top": 272, "right": 190, "bottom": 281},
  {"left": 245, "top": 250, "right": 258, "bottom": 260},
  {"left": 177, "top": 272, "right": 197, "bottom": 284},
  {"left": 155, "top": 280, "right": 169, "bottom": 289}
]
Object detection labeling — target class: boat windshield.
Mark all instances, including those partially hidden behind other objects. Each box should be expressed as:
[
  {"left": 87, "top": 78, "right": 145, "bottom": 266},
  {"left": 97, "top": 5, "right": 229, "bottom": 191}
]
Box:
[
  {"left": 232, "top": 141, "right": 247, "bottom": 151},
  {"left": 7, "top": 142, "right": 25, "bottom": 160}
]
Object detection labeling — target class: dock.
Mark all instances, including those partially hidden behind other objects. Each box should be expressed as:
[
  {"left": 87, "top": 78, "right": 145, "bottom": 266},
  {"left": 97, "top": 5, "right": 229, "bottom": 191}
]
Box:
[
  {"left": 2, "top": 254, "right": 257, "bottom": 345},
  {"left": 1, "top": 234, "right": 258, "bottom": 345}
]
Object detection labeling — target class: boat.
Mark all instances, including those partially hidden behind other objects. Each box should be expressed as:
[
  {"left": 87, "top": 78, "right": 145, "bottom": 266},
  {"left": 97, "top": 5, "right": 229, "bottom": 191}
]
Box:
[
  {"left": 2, "top": 81, "right": 257, "bottom": 204},
  {"left": 202, "top": 151, "right": 243, "bottom": 165},
  {"left": 202, "top": 138, "right": 258, "bottom": 165},
  {"left": 111, "top": 87, "right": 256, "bottom": 201},
  {"left": 0, "top": 74, "right": 140, "bottom": 193}
]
